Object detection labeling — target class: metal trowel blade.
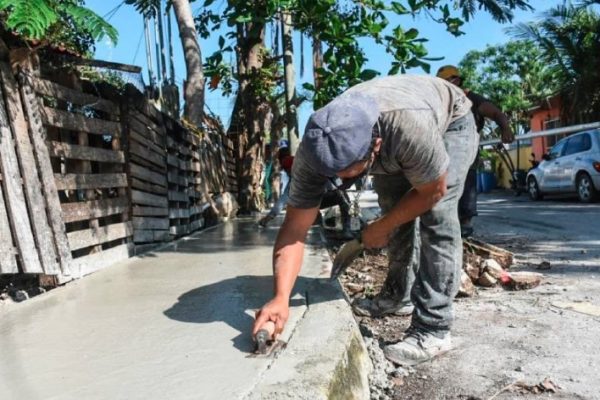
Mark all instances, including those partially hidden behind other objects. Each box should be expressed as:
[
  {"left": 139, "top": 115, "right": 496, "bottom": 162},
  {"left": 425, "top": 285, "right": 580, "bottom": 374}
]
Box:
[{"left": 330, "top": 238, "right": 363, "bottom": 281}]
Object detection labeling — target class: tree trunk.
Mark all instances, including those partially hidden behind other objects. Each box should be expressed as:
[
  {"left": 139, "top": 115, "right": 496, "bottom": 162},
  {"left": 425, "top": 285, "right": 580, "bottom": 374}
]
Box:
[
  {"left": 227, "top": 21, "right": 268, "bottom": 213},
  {"left": 312, "top": 36, "right": 323, "bottom": 93},
  {"left": 172, "top": 0, "right": 204, "bottom": 126},
  {"left": 280, "top": 11, "right": 299, "bottom": 154}
]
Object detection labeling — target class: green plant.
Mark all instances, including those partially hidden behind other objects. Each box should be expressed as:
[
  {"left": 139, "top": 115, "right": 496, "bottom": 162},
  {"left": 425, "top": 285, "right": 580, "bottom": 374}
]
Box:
[{"left": 0, "top": 0, "right": 117, "bottom": 53}]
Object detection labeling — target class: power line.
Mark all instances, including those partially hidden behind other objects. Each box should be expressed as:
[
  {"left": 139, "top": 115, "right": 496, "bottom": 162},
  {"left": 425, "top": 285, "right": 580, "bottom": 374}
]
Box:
[
  {"left": 132, "top": 28, "right": 144, "bottom": 65},
  {"left": 103, "top": 1, "right": 126, "bottom": 21}
]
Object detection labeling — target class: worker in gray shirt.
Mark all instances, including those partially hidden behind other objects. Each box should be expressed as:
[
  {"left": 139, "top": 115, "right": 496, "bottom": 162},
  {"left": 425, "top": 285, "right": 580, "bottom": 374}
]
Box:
[{"left": 252, "top": 75, "right": 479, "bottom": 366}]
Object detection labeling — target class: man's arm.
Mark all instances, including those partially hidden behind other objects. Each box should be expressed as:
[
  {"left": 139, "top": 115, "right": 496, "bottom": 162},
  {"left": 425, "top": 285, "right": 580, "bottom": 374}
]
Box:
[
  {"left": 252, "top": 205, "right": 319, "bottom": 336},
  {"left": 362, "top": 173, "right": 447, "bottom": 249},
  {"left": 477, "top": 101, "right": 514, "bottom": 144}
]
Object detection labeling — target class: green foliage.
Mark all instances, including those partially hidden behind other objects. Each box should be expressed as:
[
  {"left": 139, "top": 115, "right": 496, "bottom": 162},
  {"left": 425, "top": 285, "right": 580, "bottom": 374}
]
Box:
[
  {"left": 0, "top": 0, "right": 58, "bottom": 39},
  {"left": 0, "top": 0, "right": 118, "bottom": 53},
  {"left": 508, "top": 3, "right": 600, "bottom": 123},
  {"left": 196, "top": 0, "right": 535, "bottom": 109},
  {"left": 458, "top": 40, "right": 557, "bottom": 135}
]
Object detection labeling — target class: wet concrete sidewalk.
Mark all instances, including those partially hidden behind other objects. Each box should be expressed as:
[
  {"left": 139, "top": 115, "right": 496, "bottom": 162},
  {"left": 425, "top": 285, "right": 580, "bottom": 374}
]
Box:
[{"left": 0, "top": 218, "right": 370, "bottom": 400}]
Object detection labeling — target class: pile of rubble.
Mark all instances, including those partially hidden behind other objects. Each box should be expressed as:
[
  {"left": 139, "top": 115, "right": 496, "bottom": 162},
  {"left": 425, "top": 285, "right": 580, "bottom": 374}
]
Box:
[{"left": 459, "top": 238, "right": 542, "bottom": 297}]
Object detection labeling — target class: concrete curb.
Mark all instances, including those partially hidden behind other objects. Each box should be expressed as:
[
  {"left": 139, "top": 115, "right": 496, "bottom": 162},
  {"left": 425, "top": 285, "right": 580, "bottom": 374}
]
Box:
[{"left": 246, "top": 230, "right": 372, "bottom": 400}]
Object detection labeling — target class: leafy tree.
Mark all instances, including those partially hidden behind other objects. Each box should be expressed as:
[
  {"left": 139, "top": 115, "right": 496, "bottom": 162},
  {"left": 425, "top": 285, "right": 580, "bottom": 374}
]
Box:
[
  {"left": 0, "top": 0, "right": 117, "bottom": 54},
  {"left": 509, "top": 3, "right": 600, "bottom": 123},
  {"left": 126, "top": 0, "right": 206, "bottom": 126},
  {"left": 458, "top": 40, "right": 557, "bottom": 136}
]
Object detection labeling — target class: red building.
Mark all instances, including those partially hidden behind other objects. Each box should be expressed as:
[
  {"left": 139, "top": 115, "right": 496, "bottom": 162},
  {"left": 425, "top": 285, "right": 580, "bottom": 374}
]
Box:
[{"left": 528, "top": 95, "right": 564, "bottom": 160}]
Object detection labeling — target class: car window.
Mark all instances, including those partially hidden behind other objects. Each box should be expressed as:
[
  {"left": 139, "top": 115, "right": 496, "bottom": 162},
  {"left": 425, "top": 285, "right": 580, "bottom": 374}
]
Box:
[
  {"left": 564, "top": 133, "right": 591, "bottom": 156},
  {"left": 549, "top": 140, "right": 566, "bottom": 159}
]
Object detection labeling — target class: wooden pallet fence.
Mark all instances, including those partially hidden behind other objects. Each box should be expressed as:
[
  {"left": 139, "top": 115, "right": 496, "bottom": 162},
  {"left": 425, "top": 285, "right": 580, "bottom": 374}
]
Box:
[
  {"left": 166, "top": 121, "right": 192, "bottom": 238},
  {"left": 34, "top": 71, "right": 132, "bottom": 279},
  {"left": 126, "top": 93, "right": 170, "bottom": 245}
]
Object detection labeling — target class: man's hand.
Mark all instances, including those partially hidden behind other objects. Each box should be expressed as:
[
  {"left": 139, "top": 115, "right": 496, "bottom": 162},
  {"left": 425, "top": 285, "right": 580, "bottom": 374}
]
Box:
[
  {"left": 252, "top": 296, "right": 289, "bottom": 338},
  {"left": 361, "top": 218, "right": 393, "bottom": 249},
  {"left": 501, "top": 126, "right": 514, "bottom": 144}
]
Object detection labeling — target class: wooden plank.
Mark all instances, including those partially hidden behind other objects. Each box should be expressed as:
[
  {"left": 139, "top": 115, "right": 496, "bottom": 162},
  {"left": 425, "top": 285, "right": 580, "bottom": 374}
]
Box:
[
  {"left": 54, "top": 173, "right": 128, "bottom": 190},
  {"left": 168, "top": 190, "right": 188, "bottom": 202},
  {"left": 132, "top": 217, "right": 170, "bottom": 230},
  {"left": 0, "top": 63, "right": 59, "bottom": 274},
  {"left": 169, "top": 208, "right": 190, "bottom": 219},
  {"left": 49, "top": 141, "right": 125, "bottom": 164},
  {"left": 132, "top": 205, "right": 169, "bottom": 217},
  {"left": 0, "top": 184, "right": 18, "bottom": 273},
  {"left": 133, "top": 230, "right": 170, "bottom": 243},
  {"left": 130, "top": 153, "right": 164, "bottom": 174},
  {"left": 31, "top": 77, "right": 119, "bottom": 115},
  {"left": 61, "top": 197, "right": 129, "bottom": 223},
  {"left": 166, "top": 153, "right": 179, "bottom": 168},
  {"left": 18, "top": 71, "right": 73, "bottom": 275},
  {"left": 129, "top": 129, "right": 165, "bottom": 158},
  {"left": 131, "top": 189, "right": 168, "bottom": 208},
  {"left": 131, "top": 110, "right": 163, "bottom": 137},
  {"left": 170, "top": 225, "right": 189, "bottom": 236},
  {"left": 67, "top": 221, "right": 132, "bottom": 251},
  {"left": 130, "top": 163, "right": 167, "bottom": 187},
  {"left": 70, "top": 243, "right": 133, "bottom": 279},
  {"left": 129, "top": 115, "right": 164, "bottom": 146},
  {"left": 190, "top": 219, "right": 204, "bottom": 231},
  {"left": 0, "top": 77, "right": 43, "bottom": 273},
  {"left": 131, "top": 177, "right": 168, "bottom": 195},
  {"left": 129, "top": 141, "right": 165, "bottom": 169},
  {"left": 41, "top": 107, "right": 121, "bottom": 136},
  {"left": 167, "top": 171, "right": 188, "bottom": 186}
]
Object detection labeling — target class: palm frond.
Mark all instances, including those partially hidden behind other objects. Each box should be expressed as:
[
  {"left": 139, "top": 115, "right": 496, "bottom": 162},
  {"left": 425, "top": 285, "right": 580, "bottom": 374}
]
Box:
[
  {"left": 59, "top": 4, "right": 119, "bottom": 45},
  {"left": 0, "top": 0, "right": 58, "bottom": 39}
]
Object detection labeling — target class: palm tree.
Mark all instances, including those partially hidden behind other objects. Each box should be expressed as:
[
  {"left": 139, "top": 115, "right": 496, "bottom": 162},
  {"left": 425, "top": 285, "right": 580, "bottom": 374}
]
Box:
[{"left": 509, "top": 4, "right": 600, "bottom": 123}]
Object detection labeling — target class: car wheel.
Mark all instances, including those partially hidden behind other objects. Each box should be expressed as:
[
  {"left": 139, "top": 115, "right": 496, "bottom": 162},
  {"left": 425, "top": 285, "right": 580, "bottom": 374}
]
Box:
[
  {"left": 527, "top": 177, "right": 543, "bottom": 201},
  {"left": 576, "top": 173, "right": 599, "bottom": 203}
]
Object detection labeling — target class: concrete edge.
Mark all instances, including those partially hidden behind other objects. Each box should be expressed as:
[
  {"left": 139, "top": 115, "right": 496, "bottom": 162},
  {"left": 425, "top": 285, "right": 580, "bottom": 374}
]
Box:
[{"left": 245, "top": 228, "right": 373, "bottom": 400}]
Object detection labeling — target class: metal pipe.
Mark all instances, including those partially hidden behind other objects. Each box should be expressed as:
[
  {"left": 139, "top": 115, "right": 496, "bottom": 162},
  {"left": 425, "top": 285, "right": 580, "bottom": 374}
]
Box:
[
  {"left": 144, "top": 15, "right": 155, "bottom": 88},
  {"left": 166, "top": 5, "right": 175, "bottom": 84},
  {"left": 480, "top": 122, "right": 600, "bottom": 147},
  {"left": 153, "top": 13, "right": 162, "bottom": 86},
  {"left": 156, "top": 3, "right": 168, "bottom": 84}
]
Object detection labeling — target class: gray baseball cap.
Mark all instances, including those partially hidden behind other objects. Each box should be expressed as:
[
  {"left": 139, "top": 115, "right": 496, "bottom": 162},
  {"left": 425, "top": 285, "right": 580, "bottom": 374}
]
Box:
[{"left": 301, "top": 93, "right": 380, "bottom": 177}]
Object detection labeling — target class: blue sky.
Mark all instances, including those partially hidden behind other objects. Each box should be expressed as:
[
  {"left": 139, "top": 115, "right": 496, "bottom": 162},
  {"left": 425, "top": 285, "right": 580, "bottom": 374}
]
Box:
[{"left": 88, "top": 0, "right": 561, "bottom": 131}]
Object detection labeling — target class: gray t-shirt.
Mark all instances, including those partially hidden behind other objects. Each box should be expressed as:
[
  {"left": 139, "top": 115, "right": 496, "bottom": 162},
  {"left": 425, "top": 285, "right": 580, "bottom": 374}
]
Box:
[{"left": 289, "top": 75, "right": 472, "bottom": 208}]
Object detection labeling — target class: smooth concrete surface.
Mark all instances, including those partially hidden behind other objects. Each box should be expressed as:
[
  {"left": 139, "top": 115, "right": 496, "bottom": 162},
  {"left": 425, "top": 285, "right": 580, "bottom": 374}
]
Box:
[{"left": 0, "top": 218, "right": 370, "bottom": 400}]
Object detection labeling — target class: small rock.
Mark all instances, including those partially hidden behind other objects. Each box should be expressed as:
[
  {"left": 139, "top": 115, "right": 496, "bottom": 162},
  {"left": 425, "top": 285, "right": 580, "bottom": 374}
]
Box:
[
  {"left": 0, "top": 292, "right": 8, "bottom": 301},
  {"left": 458, "top": 270, "right": 477, "bottom": 297},
  {"left": 515, "top": 366, "right": 524, "bottom": 372},
  {"left": 581, "top": 249, "right": 587, "bottom": 254},
  {"left": 508, "top": 324, "right": 516, "bottom": 328},
  {"left": 393, "top": 366, "right": 409, "bottom": 377},
  {"left": 14, "top": 290, "right": 29, "bottom": 302},
  {"left": 464, "top": 262, "right": 481, "bottom": 281},
  {"left": 478, "top": 271, "right": 497, "bottom": 287},
  {"left": 346, "top": 282, "right": 364, "bottom": 295},
  {"left": 536, "top": 261, "right": 552, "bottom": 270},
  {"left": 420, "top": 375, "right": 428, "bottom": 380},
  {"left": 483, "top": 259, "right": 504, "bottom": 279},
  {"left": 391, "top": 376, "right": 404, "bottom": 387}
]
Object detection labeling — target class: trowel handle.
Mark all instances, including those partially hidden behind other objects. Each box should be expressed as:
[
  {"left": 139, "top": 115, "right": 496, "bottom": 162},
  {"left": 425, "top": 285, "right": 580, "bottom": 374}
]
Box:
[{"left": 256, "top": 320, "right": 276, "bottom": 340}]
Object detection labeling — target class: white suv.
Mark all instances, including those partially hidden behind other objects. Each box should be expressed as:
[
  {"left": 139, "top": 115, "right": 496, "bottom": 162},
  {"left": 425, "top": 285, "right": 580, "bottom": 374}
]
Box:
[{"left": 527, "top": 129, "right": 600, "bottom": 203}]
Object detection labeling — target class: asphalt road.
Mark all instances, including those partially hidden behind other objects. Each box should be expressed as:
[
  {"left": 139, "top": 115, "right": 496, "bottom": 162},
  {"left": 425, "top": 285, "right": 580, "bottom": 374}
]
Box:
[{"left": 358, "top": 190, "right": 600, "bottom": 400}]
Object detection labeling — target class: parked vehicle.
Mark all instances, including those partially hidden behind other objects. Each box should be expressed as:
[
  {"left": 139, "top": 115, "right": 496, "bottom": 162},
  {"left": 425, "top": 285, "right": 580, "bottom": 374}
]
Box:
[{"left": 527, "top": 129, "right": 600, "bottom": 202}]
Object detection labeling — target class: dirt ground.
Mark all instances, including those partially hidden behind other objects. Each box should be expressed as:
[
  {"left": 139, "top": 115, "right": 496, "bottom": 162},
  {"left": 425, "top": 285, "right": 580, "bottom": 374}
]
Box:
[{"left": 327, "top": 192, "right": 600, "bottom": 400}]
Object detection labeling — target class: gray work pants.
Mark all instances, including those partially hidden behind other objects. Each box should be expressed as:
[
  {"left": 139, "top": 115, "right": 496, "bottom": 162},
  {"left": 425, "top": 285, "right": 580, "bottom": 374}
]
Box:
[{"left": 372, "top": 113, "right": 478, "bottom": 331}]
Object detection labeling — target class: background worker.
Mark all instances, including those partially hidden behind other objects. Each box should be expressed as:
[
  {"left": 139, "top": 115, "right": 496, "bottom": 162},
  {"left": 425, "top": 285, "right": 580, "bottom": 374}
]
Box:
[
  {"left": 436, "top": 65, "right": 514, "bottom": 237},
  {"left": 259, "top": 146, "right": 355, "bottom": 240},
  {"left": 253, "top": 75, "right": 479, "bottom": 366}
]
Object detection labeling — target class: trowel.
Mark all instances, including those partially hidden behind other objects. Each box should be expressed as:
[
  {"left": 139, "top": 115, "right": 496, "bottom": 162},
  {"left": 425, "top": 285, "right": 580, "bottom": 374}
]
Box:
[
  {"left": 330, "top": 237, "right": 363, "bottom": 281},
  {"left": 252, "top": 320, "right": 286, "bottom": 357}
]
